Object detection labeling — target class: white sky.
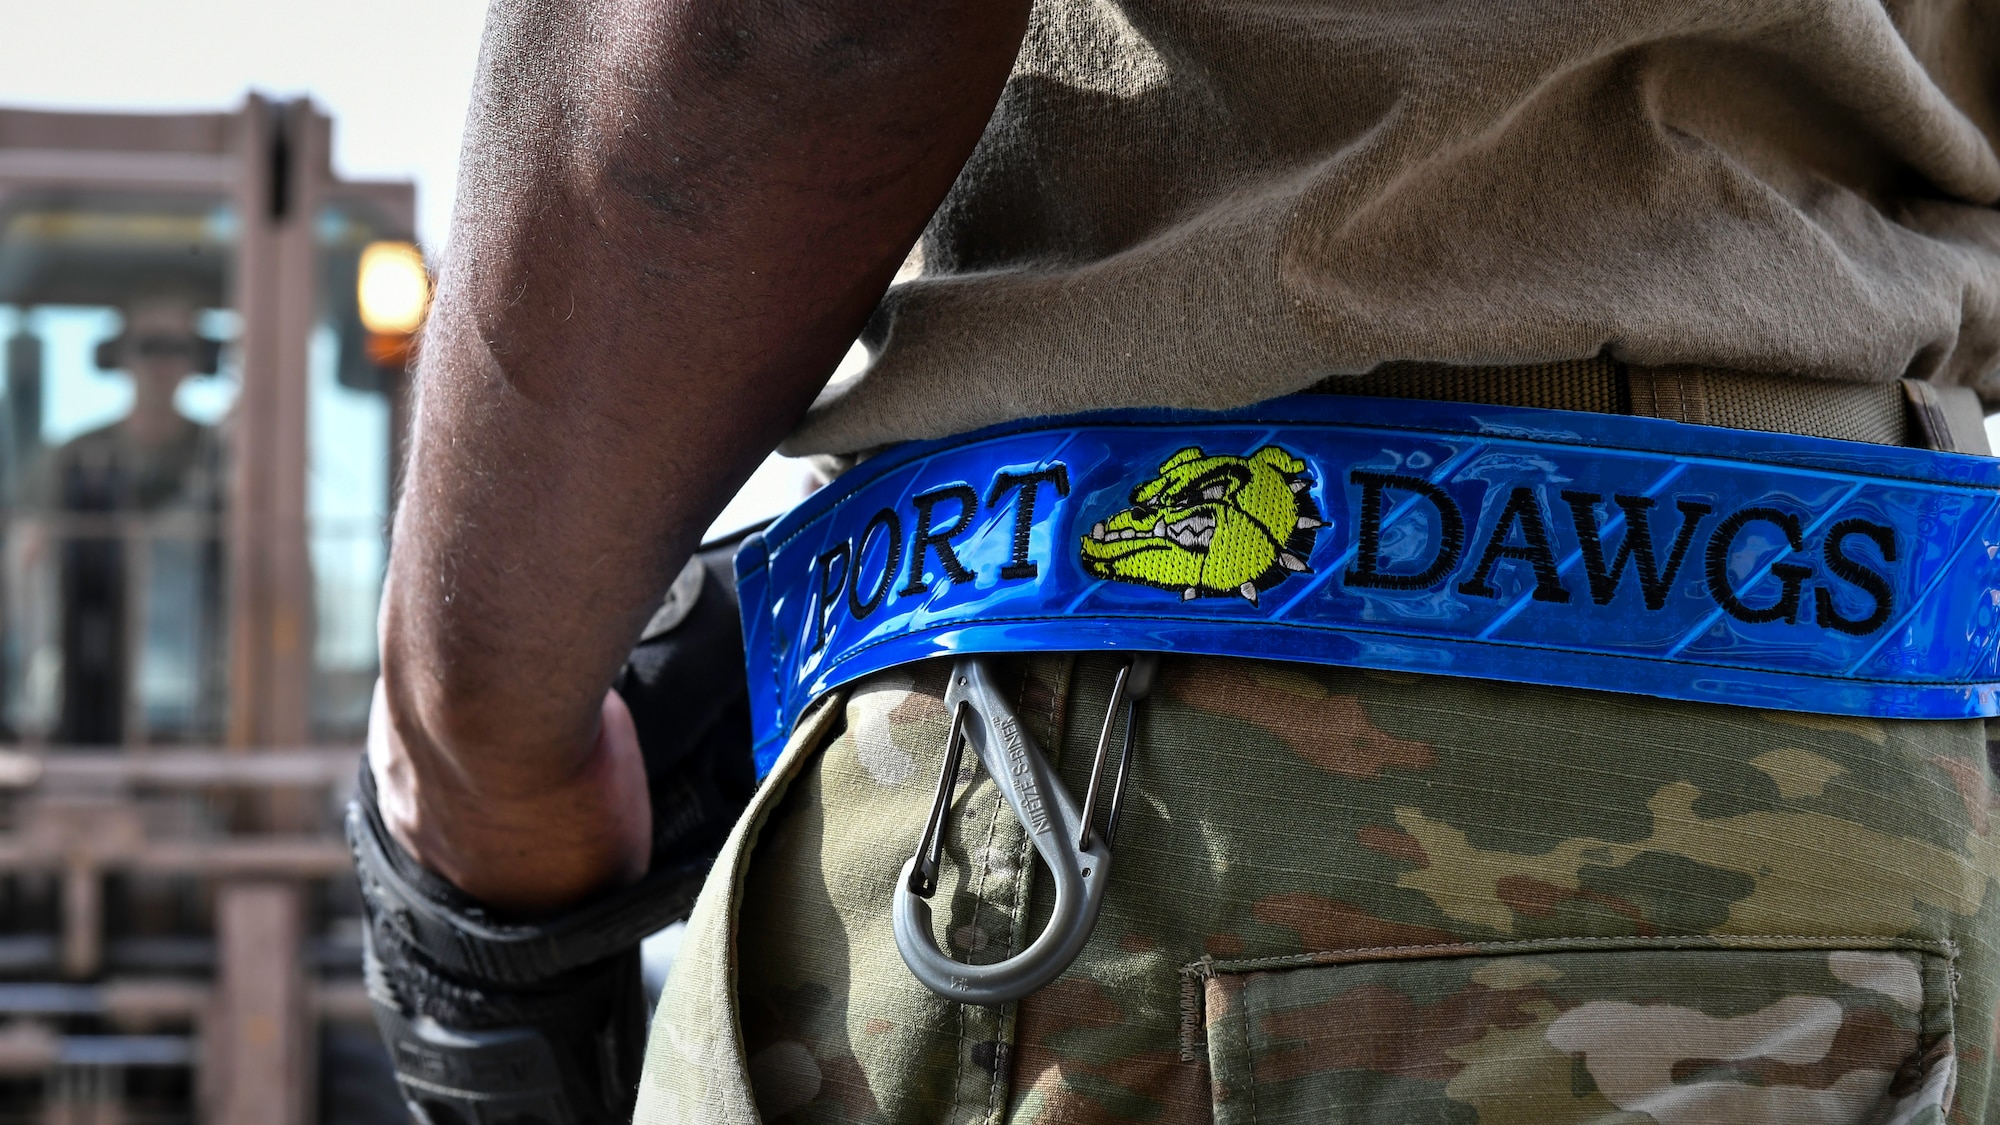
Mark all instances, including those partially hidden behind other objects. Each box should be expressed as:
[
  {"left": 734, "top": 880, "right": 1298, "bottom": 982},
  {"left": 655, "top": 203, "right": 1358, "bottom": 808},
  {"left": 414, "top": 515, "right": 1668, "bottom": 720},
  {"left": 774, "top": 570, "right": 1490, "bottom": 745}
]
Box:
[{"left": 0, "top": 0, "right": 490, "bottom": 249}]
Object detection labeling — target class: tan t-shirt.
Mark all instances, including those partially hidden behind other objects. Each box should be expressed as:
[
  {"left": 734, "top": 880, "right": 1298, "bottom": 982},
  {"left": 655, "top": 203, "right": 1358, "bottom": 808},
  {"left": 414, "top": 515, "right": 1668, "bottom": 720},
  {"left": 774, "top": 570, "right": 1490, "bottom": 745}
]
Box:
[{"left": 786, "top": 0, "right": 2000, "bottom": 456}]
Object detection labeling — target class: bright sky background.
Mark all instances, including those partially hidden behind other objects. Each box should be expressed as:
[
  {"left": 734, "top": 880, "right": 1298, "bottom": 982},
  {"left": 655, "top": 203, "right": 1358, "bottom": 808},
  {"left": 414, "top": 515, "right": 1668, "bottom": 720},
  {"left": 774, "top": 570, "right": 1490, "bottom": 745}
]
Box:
[{"left": 0, "top": 0, "right": 489, "bottom": 249}]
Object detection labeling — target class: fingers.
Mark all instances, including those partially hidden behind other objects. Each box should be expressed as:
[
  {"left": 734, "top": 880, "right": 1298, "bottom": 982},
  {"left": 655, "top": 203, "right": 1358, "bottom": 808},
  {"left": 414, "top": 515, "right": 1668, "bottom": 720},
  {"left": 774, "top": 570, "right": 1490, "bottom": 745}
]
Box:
[{"left": 596, "top": 687, "right": 653, "bottom": 885}]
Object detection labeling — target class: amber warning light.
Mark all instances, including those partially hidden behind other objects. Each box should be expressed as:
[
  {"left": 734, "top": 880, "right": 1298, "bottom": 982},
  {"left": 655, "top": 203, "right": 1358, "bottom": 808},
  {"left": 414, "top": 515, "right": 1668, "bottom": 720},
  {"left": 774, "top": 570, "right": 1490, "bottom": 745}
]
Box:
[{"left": 357, "top": 240, "right": 430, "bottom": 365}]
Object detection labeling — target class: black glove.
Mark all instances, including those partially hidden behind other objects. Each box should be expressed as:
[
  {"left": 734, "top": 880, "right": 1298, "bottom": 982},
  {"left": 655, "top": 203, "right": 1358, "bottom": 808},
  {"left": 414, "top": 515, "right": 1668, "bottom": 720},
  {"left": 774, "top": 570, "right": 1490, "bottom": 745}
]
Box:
[{"left": 349, "top": 540, "right": 757, "bottom": 1125}]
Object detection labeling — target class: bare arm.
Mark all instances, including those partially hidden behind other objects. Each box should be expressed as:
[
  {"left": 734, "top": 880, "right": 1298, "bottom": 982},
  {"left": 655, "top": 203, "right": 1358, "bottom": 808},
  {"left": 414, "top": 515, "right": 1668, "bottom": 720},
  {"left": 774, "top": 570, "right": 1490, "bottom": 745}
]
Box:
[{"left": 373, "top": 0, "right": 1031, "bottom": 910}]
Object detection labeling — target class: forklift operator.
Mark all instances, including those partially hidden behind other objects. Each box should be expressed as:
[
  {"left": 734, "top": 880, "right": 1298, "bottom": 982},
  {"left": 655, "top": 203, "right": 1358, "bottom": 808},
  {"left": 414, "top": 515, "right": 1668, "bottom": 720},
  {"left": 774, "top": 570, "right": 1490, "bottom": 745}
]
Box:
[
  {"left": 350, "top": 0, "right": 2000, "bottom": 1121},
  {"left": 41, "top": 296, "right": 223, "bottom": 745}
]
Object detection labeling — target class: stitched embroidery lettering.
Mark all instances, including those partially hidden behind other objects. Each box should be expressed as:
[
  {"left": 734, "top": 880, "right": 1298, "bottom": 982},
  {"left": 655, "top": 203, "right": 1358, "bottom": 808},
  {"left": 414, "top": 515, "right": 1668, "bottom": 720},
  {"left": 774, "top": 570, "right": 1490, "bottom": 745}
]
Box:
[{"left": 1081, "top": 445, "right": 1322, "bottom": 604}]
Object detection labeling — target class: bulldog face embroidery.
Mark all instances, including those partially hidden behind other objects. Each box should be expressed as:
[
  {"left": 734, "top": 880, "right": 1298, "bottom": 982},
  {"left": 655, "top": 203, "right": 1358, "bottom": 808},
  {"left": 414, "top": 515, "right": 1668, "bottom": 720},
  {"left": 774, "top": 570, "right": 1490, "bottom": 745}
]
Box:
[{"left": 1079, "top": 445, "right": 1321, "bottom": 604}]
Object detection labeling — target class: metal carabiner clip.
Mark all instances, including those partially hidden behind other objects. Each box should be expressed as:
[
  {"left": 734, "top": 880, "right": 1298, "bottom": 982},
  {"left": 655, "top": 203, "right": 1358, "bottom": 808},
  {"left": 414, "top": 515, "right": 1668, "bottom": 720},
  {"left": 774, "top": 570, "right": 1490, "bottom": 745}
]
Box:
[{"left": 893, "top": 654, "right": 1155, "bottom": 1006}]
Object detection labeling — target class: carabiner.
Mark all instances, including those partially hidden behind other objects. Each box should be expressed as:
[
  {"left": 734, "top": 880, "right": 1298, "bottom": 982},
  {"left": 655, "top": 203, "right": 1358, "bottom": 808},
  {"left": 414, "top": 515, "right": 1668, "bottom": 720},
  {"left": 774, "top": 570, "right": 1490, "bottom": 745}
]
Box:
[
  {"left": 893, "top": 655, "right": 1152, "bottom": 1006},
  {"left": 1078, "top": 653, "right": 1156, "bottom": 852}
]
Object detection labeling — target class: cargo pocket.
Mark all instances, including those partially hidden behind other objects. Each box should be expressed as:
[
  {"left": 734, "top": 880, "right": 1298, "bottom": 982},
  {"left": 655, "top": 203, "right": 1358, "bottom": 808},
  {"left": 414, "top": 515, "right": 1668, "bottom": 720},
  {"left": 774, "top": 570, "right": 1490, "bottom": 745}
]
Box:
[{"left": 1198, "top": 939, "right": 1956, "bottom": 1125}]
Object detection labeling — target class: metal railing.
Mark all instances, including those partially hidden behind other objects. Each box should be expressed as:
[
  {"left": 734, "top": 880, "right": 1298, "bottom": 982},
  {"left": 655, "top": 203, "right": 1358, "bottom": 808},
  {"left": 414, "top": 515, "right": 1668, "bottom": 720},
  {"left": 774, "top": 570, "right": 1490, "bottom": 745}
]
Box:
[{"left": 0, "top": 745, "right": 376, "bottom": 1123}]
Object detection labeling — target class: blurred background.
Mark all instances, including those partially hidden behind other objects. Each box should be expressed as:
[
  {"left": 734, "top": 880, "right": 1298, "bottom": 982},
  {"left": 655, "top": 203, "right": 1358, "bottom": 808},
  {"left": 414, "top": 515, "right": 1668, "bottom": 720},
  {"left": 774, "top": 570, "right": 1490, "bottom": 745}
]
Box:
[{"left": 0, "top": 3, "right": 820, "bottom": 1122}]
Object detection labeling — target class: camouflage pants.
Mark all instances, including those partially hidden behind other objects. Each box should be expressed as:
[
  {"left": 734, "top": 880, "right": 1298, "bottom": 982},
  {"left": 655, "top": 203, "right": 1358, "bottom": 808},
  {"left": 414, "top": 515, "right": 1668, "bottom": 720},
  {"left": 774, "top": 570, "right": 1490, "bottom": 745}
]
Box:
[{"left": 636, "top": 654, "right": 1997, "bottom": 1124}]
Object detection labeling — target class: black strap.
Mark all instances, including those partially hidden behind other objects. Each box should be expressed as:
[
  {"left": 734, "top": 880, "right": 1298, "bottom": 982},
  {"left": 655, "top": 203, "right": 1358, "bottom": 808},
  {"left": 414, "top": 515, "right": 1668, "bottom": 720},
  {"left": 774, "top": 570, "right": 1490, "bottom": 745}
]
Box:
[{"left": 347, "top": 765, "right": 709, "bottom": 987}]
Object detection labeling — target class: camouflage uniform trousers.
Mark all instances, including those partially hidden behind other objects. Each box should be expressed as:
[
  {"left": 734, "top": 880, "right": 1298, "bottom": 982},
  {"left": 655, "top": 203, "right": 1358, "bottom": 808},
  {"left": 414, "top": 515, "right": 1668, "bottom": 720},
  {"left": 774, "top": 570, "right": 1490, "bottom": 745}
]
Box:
[{"left": 636, "top": 653, "right": 1997, "bottom": 1124}]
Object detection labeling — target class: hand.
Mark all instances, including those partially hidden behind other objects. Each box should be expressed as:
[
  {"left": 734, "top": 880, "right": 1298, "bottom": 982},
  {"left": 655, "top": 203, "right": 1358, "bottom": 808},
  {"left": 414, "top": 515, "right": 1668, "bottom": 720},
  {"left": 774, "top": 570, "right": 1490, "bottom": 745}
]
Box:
[{"left": 366, "top": 681, "right": 652, "bottom": 913}]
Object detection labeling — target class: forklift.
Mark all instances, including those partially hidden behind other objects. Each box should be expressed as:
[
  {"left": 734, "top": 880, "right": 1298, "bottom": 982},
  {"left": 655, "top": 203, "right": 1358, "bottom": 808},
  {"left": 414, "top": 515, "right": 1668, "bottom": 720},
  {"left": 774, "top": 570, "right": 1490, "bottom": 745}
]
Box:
[{"left": 0, "top": 95, "right": 423, "bottom": 1124}]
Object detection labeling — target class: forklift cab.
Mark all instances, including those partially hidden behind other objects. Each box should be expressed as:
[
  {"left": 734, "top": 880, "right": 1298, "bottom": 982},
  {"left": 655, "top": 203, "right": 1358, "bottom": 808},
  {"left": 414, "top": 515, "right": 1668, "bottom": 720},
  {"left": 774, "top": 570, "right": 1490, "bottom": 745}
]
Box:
[{"left": 0, "top": 98, "right": 423, "bottom": 749}]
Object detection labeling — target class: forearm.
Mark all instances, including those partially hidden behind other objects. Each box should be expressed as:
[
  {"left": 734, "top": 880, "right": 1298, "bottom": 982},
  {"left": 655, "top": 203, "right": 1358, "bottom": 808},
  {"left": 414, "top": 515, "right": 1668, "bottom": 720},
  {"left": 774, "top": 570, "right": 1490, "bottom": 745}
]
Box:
[{"left": 379, "top": 0, "right": 1028, "bottom": 902}]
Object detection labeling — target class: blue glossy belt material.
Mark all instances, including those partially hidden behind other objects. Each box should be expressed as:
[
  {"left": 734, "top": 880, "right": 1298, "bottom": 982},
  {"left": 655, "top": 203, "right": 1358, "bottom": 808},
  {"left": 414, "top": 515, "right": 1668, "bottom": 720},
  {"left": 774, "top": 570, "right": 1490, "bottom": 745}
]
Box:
[{"left": 735, "top": 395, "right": 2000, "bottom": 776}]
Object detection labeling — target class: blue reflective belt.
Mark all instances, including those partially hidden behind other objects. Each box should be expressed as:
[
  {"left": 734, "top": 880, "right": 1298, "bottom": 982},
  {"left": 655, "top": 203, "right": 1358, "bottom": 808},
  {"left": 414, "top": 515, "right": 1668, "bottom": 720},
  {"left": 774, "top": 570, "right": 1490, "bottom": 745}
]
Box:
[{"left": 735, "top": 395, "right": 2000, "bottom": 776}]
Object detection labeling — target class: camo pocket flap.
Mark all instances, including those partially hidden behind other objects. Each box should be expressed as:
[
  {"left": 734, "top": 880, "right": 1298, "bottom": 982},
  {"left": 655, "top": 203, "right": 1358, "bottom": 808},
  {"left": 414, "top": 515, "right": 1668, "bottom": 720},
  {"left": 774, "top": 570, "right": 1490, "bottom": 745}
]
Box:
[{"left": 1201, "top": 943, "right": 1955, "bottom": 1125}]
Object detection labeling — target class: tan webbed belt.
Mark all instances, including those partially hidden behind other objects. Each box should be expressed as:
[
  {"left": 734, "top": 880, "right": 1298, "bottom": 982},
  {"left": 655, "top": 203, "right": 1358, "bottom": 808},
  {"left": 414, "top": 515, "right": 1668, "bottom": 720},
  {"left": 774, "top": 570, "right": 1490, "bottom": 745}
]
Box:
[{"left": 1313, "top": 359, "right": 1990, "bottom": 455}]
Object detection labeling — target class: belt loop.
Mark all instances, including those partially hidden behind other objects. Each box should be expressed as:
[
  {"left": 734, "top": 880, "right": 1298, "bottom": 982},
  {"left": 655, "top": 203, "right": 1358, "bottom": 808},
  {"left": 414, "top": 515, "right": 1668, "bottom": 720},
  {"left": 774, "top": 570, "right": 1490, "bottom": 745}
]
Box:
[
  {"left": 1626, "top": 365, "right": 1710, "bottom": 427},
  {"left": 1903, "top": 379, "right": 1992, "bottom": 455}
]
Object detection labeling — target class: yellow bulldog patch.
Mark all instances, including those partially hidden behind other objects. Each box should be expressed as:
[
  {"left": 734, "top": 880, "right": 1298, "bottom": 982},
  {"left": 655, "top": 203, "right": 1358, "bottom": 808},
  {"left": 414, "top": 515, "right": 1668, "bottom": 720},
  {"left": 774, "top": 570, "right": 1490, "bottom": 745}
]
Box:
[{"left": 1080, "top": 445, "right": 1322, "bottom": 604}]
